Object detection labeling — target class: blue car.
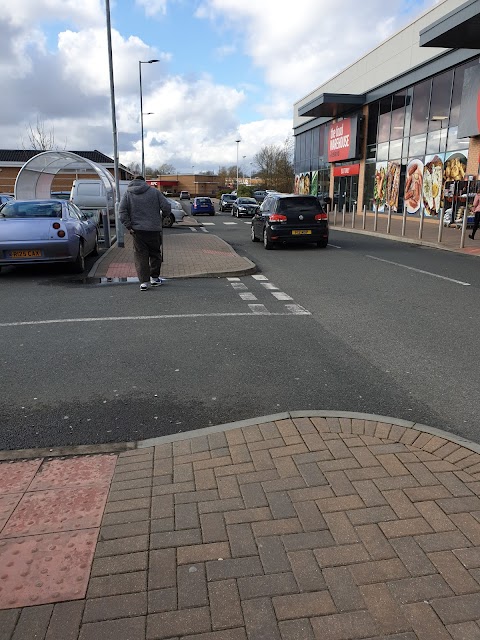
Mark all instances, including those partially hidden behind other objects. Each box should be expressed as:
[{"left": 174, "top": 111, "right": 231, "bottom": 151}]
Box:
[
  {"left": 191, "top": 197, "right": 215, "bottom": 216},
  {"left": 0, "top": 199, "right": 99, "bottom": 273}
]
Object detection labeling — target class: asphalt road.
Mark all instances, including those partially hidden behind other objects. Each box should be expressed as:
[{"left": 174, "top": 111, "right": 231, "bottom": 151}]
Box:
[{"left": 1, "top": 206, "right": 479, "bottom": 450}]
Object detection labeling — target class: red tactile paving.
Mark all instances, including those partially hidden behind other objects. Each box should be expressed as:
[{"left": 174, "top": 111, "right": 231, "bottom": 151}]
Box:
[
  {"left": 0, "top": 460, "right": 42, "bottom": 494},
  {"left": 0, "top": 529, "right": 98, "bottom": 609},
  {"left": 0, "top": 487, "right": 109, "bottom": 538},
  {"left": 0, "top": 494, "right": 22, "bottom": 530},
  {"left": 28, "top": 454, "right": 117, "bottom": 491}
]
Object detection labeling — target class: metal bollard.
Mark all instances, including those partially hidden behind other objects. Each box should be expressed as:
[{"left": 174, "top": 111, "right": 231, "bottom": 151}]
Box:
[
  {"left": 342, "top": 204, "right": 346, "bottom": 227},
  {"left": 102, "top": 210, "right": 111, "bottom": 249},
  {"left": 401, "top": 204, "right": 407, "bottom": 236},
  {"left": 333, "top": 204, "right": 337, "bottom": 226},
  {"left": 437, "top": 208, "right": 444, "bottom": 243},
  {"left": 374, "top": 204, "right": 378, "bottom": 232},
  {"left": 362, "top": 205, "right": 366, "bottom": 230},
  {"left": 351, "top": 203, "right": 356, "bottom": 228},
  {"left": 386, "top": 205, "right": 392, "bottom": 234},
  {"left": 418, "top": 209, "right": 425, "bottom": 239}
]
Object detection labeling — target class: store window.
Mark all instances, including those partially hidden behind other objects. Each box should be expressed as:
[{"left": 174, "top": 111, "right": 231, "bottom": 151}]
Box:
[
  {"left": 410, "top": 79, "right": 431, "bottom": 136},
  {"left": 403, "top": 87, "right": 414, "bottom": 138},
  {"left": 426, "top": 128, "right": 447, "bottom": 155},
  {"left": 378, "top": 97, "right": 392, "bottom": 143},
  {"left": 377, "top": 142, "right": 389, "bottom": 161},
  {"left": 450, "top": 62, "right": 476, "bottom": 127},
  {"left": 428, "top": 70, "right": 453, "bottom": 132},
  {"left": 408, "top": 134, "right": 426, "bottom": 158},
  {"left": 367, "top": 102, "right": 379, "bottom": 145},
  {"left": 390, "top": 91, "right": 406, "bottom": 140},
  {"left": 446, "top": 126, "right": 470, "bottom": 152},
  {"left": 388, "top": 138, "right": 402, "bottom": 160}
]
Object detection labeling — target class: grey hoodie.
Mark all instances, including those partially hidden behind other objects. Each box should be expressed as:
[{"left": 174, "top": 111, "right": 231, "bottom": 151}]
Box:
[{"left": 119, "top": 179, "right": 172, "bottom": 232}]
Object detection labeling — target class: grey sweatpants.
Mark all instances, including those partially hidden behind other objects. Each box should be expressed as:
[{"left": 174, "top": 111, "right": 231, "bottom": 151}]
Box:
[{"left": 132, "top": 230, "right": 163, "bottom": 284}]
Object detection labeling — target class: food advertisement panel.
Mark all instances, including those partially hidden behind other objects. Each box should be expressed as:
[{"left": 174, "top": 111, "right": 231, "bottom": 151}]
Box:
[
  {"left": 444, "top": 152, "right": 467, "bottom": 182},
  {"left": 423, "top": 154, "right": 444, "bottom": 217},
  {"left": 404, "top": 159, "right": 424, "bottom": 214},
  {"left": 385, "top": 161, "right": 401, "bottom": 212},
  {"left": 374, "top": 161, "right": 387, "bottom": 212},
  {"left": 294, "top": 174, "right": 300, "bottom": 194},
  {"left": 310, "top": 171, "right": 318, "bottom": 196}
]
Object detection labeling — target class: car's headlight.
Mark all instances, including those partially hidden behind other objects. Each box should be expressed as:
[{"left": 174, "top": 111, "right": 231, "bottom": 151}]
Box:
[{"left": 239, "top": 207, "right": 246, "bottom": 211}]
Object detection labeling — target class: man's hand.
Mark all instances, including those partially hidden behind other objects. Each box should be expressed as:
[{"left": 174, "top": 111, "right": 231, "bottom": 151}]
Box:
[{"left": 130, "top": 230, "right": 135, "bottom": 235}]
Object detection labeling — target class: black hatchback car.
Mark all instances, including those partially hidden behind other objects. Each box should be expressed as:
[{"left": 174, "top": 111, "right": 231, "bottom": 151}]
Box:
[
  {"left": 250, "top": 194, "right": 328, "bottom": 249},
  {"left": 219, "top": 194, "right": 236, "bottom": 211}
]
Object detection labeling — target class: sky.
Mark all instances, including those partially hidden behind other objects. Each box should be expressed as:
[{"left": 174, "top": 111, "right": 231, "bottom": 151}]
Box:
[{"left": 1, "top": 0, "right": 440, "bottom": 175}]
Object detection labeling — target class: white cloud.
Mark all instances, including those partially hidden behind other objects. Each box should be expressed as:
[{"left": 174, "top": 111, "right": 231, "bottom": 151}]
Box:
[{"left": 135, "top": 0, "right": 168, "bottom": 18}]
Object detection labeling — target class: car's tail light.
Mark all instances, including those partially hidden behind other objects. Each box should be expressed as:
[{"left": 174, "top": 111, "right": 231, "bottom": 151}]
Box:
[
  {"left": 53, "top": 222, "right": 61, "bottom": 229},
  {"left": 57, "top": 230, "right": 65, "bottom": 237},
  {"left": 315, "top": 213, "right": 328, "bottom": 220},
  {"left": 269, "top": 214, "right": 287, "bottom": 222}
]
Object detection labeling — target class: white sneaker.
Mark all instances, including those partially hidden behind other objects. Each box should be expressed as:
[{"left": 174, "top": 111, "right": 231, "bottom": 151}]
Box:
[
  {"left": 140, "top": 282, "right": 150, "bottom": 291},
  {"left": 150, "top": 277, "right": 162, "bottom": 287}
]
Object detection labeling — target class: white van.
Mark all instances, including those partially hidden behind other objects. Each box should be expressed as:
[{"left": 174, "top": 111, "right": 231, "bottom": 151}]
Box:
[{"left": 70, "top": 179, "right": 130, "bottom": 223}]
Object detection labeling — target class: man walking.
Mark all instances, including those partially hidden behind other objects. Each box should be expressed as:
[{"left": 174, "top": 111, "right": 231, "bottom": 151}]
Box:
[
  {"left": 119, "top": 176, "right": 172, "bottom": 291},
  {"left": 468, "top": 186, "right": 480, "bottom": 240}
]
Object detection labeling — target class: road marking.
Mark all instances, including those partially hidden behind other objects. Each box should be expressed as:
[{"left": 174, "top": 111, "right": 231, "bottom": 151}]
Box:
[
  {"left": 224, "top": 222, "right": 237, "bottom": 225},
  {"left": 261, "top": 282, "right": 279, "bottom": 290},
  {"left": 272, "top": 292, "right": 293, "bottom": 301},
  {"left": 227, "top": 277, "right": 241, "bottom": 281},
  {"left": 200, "top": 227, "right": 209, "bottom": 233},
  {"left": 248, "top": 304, "right": 271, "bottom": 315},
  {"left": 231, "top": 282, "right": 248, "bottom": 290},
  {"left": 328, "top": 243, "right": 341, "bottom": 248},
  {"left": 239, "top": 292, "right": 258, "bottom": 301},
  {"left": 189, "top": 227, "right": 198, "bottom": 232},
  {"left": 0, "top": 310, "right": 314, "bottom": 328},
  {"left": 285, "top": 304, "right": 311, "bottom": 315},
  {"left": 202, "top": 222, "right": 215, "bottom": 225},
  {"left": 244, "top": 221, "right": 251, "bottom": 224},
  {"left": 252, "top": 275, "right": 268, "bottom": 281},
  {"left": 366, "top": 255, "right": 471, "bottom": 286}
]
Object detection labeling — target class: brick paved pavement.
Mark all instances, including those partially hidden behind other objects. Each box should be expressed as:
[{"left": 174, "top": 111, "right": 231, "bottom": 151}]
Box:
[
  {"left": 90, "top": 223, "right": 255, "bottom": 280},
  {"left": 2, "top": 413, "right": 480, "bottom": 639}
]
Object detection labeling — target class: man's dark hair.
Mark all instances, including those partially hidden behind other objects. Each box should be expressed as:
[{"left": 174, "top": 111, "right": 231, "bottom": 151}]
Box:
[{"left": 133, "top": 175, "right": 145, "bottom": 181}]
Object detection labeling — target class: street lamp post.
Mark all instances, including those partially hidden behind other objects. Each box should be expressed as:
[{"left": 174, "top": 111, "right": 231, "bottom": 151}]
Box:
[
  {"left": 139, "top": 59, "right": 159, "bottom": 177},
  {"left": 235, "top": 138, "right": 241, "bottom": 193}
]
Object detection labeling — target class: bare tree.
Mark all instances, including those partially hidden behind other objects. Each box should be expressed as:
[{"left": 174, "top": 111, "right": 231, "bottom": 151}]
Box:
[
  {"left": 253, "top": 138, "right": 294, "bottom": 192},
  {"left": 157, "top": 163, "right": 177, "bottom": 175},
  {"left": 127, "top": 161, "right": 141, "bottom": 175},
  {"left": 23, "top": 117, "right": 66, "bottom": 151}
]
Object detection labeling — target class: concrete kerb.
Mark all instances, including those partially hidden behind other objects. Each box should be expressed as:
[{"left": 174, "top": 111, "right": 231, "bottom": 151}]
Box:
[{"left": 2, "top": 410, "right": 480, "bottom": 461}]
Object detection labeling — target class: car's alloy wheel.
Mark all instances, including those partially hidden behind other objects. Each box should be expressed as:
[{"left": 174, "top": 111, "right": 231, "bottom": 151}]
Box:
[
  {"left": 91, "top": 231, "right": 99, "bottom": 256},
  {"left": 251, "top": 225, "right": 259, "bottom": 242},
  {"left": 263, "top": 228, "right": 273, "bottom": 250},
  {"left": 163, "top": 213, "right": 175, "bottom": 228}
]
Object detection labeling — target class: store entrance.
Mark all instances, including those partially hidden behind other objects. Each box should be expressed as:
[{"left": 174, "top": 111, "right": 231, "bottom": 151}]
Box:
[{"left": 333, "top": 175, "right": 359, "bottom": 212}]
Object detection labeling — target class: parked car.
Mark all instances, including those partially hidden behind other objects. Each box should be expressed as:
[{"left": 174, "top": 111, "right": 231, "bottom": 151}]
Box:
[
  {"left": 0, "top": 199, "right": 98, "bottom": 273},
  {"left": 250, "top": 194, "right": 328, "bottom": 249},
  {"left": 232, "top": 197, "right": 259, "bottom": 218},
  {"left": 163, "top": 198, "right": 186, "bottom": 228},
  {"left": 219, "top": 194, "right": 236, "bottom": 212},
  {"left": 179, "top": 191, "right": 190, "bottom": 200},
  {"left": 50, "top": 191, "right": 71, "bottom": 200},
  {"left": 191, "top": 197, "right": 215, "bottom": 216},
  {"left": 0, "top": 194, "right": 14, "bottom": 206},
  {"left": 253, "top": 190, "right": 267, "bottom": 203}
]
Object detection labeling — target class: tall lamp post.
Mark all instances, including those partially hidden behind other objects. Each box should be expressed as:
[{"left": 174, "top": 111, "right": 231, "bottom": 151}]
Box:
[
  {"left": 139, "top": 59, "right": 159, "bottom": 177},
  {"left": 235, "top": 138, "right": 241, "bottom": 193}
]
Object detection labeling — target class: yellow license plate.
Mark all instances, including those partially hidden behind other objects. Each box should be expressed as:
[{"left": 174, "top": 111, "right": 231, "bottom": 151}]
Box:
[
  {"left": 292, "top": 230, "right": 312, "bottom": 235},
  {"left": 11, "top": 250, "right": 42, "bottom": 258}
]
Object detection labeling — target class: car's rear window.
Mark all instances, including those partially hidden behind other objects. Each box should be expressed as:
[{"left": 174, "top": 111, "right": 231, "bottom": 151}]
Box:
[
  {"left": 277, "top": 197, "right": 323, "bottom": 213},
  {"left": 1, "top": 201, "right": 63, "bottom": 218},
  {"left": 196, "top": 198, "right": 211, "bottom": 205}
]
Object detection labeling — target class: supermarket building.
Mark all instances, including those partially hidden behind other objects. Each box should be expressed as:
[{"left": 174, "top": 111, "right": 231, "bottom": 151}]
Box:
[{"left": 293, "top": 0, "right": 480, "bottom": 218}]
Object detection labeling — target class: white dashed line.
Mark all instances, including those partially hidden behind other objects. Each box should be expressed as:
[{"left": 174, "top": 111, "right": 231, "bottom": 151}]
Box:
[
  {"left": 231, "top": 283, "right": 248, "bottom": 290},
  {"left": 284, "top": 304, "right": 311, "bottom": 315},
  {"left": 252, "top": 275, "right": 268, "bottom": 281},
  {"left": 223, "top": 222, "right": 237, "bottom": 225},
  {"left": 200, "top": 227, "right": 209, "bottom": 233},
  {"left": 328, "top": 243, "right": 341, "bottom": 248},
  {"left": 202, "top": 222, "right": 215, "bottom": 225},
  {"left": 189, "top": 227, "right": 198, "bottom": 232},
  {"left": 261, "top": 283, "right": 279, "bottom": 290},
  {"left": 239, "top": 292, "right": 258, "bottom": 301},
  {"left": 227, "top": 277, "right": 241, "bottom": 281},
  {"left": 271, "top": 292, "right": 293, "bottom": 301},
  {"left": 248, "top": 304, "right": 271, "bottom": 314}
]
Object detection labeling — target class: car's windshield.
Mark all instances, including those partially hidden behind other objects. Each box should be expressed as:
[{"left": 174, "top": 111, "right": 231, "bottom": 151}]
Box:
[
  {"left": 277, "top": 197, "right": 323, "bottom": 213},
  {"left": 238, "top": 198, "right": 257, "bottom": 204},
  {"left": 0, "top": 201, "right": 63, "bottom": 218},
  {"left": 223, "top": 195, "right": 236, "bottom": 201}
]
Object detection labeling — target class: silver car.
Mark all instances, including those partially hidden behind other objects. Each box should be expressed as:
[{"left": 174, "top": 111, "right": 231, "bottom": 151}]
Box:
[
  {"left": 0, "top": 199, "right": 99, "bottom": 273},
  {"left": 163, "top": 198, "right": 186, "bottom": 228}
]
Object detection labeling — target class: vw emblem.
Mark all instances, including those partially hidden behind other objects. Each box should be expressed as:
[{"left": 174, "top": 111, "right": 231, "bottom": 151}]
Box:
[{"left": 299, "top": 214, "right": 304, "bottom": 220}]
